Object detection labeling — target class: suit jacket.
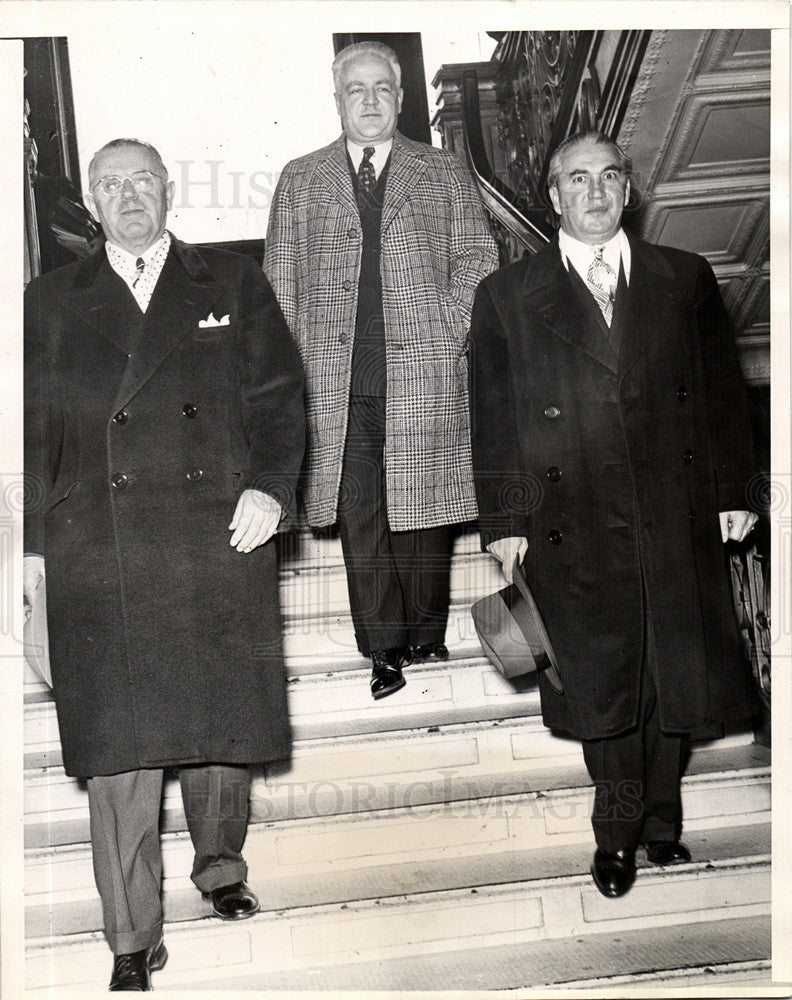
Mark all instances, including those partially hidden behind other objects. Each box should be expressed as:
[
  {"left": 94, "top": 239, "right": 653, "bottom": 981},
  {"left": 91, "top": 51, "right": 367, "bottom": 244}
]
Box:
[
  {"left": 24, "top": 237, "right": 306, "bottom": 777},
  {"left": 264, "top": 132, "right": 498, "bottom": 531},
  {"left": 470, "top": 232, "right": 756, "bottom": 741}
]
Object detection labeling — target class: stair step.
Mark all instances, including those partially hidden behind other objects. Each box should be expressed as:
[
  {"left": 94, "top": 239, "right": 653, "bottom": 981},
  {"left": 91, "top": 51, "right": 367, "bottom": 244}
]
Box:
[
  {"left": 23, "top": 729, "right": 766, "bottom": 849},
  {"left": 25, "top": 852, "right": 770, "bottom": 992},
  {"left": 24, "top": 762, "right": 770, "bottom": 939},
  {"left": 24, "top": 654, "right": 562, "bottom": 769}
]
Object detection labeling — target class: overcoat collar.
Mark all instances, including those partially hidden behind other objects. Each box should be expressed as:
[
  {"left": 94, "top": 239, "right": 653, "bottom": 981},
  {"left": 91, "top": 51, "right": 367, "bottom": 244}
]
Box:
[
  {"left": 314, "top": 132, "right": 429, "bottom": 233},
  {"left": 65, "top": 234, "right": 223, "bottom": 411},
  {"left": 521, "top": 230, "right": 678, "bottom": 377}
]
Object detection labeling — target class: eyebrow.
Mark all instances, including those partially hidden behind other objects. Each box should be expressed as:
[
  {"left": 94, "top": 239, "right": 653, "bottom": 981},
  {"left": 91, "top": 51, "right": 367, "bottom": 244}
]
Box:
[{"left": 567, "top": 163, "right": 622, "bottom": 175}]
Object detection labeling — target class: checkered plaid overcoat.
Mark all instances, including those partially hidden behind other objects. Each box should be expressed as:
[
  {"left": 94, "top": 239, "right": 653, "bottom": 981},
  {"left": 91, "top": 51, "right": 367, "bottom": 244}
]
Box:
[{"left": 264, "top": 132, "right": 498, "bottom": 530}]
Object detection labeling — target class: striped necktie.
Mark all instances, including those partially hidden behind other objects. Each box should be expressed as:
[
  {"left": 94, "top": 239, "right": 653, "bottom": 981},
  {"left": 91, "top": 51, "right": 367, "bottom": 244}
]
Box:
[
  {"left": 357, "top": 147, "right": 376, "bottom": 193},
  {"left": 132, "top": 257, "right": 145, "bottom": 288},
  {"left": 586, "top": 246, "right": 617, "bottom": 326}
]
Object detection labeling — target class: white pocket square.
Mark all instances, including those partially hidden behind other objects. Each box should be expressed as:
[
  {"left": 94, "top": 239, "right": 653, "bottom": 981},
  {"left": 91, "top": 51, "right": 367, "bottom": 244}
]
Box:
[{"left": 198, "top": 312, "right": 230, "bottom": 328}]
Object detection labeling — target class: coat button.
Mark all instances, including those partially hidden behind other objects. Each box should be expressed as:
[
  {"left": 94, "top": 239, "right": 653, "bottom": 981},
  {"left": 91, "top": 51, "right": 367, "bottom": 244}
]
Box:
[
  {"left": 683, "top": 449, "right": 694, "bottom": 464},
  {"left": 342, "top": 279, "right": 352, "bottom": 291},
  {"left": 544, "top": 405, "right": 561, "bottom": 420},
  {"left": 689, "top": 508, "right": 697, "bottom": 523},
  {"left": 548, "top": 529, "right": 563, "bottom": 545},
  {"left": 187, "top": 468, "right": 203, "bottom": 482},
  {"left": 677, "top": 386, "right": 688, "bottom": 401},
  {"left": 182, "top": 403, "right": 197, "bottom": 418},
  {"left": 546, "top": 466, "right": 562, "bottom": 483},
  {"left": 111, "top": 473, "right": 128, "bottom": 489},
  {"left": 339, "top": 333, "right": 348, "bottom": 345},
  {"left": 347, "top": 227, "right": 358, "bottom": 239},
  {"left": 113, "top": 410, "right": 129, "bottom": 424}
]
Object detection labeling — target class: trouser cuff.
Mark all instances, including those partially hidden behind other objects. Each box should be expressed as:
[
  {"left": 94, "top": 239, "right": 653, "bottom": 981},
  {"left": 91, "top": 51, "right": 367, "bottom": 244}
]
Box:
[
  {"left": 191, "top": 859, "right": 248, "bottom": 893},
  {"left": 107, "top": 920, "right": 163, "bottom": 956}
]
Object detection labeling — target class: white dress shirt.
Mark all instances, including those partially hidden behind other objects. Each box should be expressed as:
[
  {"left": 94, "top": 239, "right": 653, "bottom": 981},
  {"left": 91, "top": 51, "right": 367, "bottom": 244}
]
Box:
[
  {"left": 105, "top": 230, "right": 171, "bottom": 313},
  {"left": 346, "top": 138, "right": 393, "bottom": 182},
  {"left": 558, "top": 227, "right": 631, "bottom": 288}
]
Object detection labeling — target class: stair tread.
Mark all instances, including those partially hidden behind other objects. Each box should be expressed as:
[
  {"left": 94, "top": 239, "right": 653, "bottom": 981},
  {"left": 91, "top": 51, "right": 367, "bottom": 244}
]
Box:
[{"left": 147, "top": 914, "right": 774, "bottom": 992}]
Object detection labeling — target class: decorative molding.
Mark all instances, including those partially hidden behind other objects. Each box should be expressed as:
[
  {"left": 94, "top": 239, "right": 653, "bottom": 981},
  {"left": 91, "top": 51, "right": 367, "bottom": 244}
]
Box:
[
  {"left": 617, "top": 29, "right": 670, "bottom": 152},
  {"left": 654, "top": 89, "right": 770, "bottom": 183},
  {"left": 698, "top": 28, "right": 771, "bottom": 74},
  {"left": 642, "top": 194, "right": 768, "bottom": 266}
]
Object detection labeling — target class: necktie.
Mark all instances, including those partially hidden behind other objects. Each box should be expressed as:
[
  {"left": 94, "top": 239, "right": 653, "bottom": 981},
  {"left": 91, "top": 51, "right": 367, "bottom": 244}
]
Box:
[
  {"left": 586, "top": 246, "right": 617, "bottom": 326},
  {"left": 357, "top": 147, "right": 376, "bottom": 193},
  {"left": 133, "top": 257, "right": 145, "bottom": 288}
]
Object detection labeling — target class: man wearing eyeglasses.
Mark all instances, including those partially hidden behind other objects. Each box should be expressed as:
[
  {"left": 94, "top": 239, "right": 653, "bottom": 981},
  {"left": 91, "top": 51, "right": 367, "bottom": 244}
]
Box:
[{"left": 24, "top": 139, "right": 306, "bottom": 990}]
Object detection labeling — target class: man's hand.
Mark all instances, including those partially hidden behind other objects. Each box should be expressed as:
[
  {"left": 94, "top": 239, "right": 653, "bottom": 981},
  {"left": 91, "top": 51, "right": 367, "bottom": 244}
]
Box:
[
  {"left": 23, "top": 554, "right": 46, "bottom": 614},
  {"left": 229, "top": 489, "right": 282, "bottom": 552},
  {"left": 719, "top": 510, "right": 758, "bottom": 543},
  {"left": 486, "top": 536, "right": 528, "bottom": 584}
]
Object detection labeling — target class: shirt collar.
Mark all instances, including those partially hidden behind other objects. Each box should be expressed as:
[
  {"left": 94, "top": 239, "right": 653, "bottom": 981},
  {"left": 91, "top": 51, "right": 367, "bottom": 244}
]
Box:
[
  {"left": 105, "top": 230, "right": 171, "bottom": 269},
  {"left": 346, "top": 138, "right": 393, "bottom": 179},
  {"left": 558, "top": 227, "right": 631, "bottom": 285}
]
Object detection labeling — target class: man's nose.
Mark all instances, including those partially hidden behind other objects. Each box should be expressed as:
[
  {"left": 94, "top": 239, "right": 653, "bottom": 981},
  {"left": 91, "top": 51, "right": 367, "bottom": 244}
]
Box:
[
  {"left": 120, "top": 178, "right": 138, "bottom": 199},
  {"left": 588, "top": 176, "right": 606, "bottom": 198},
  {"left": 363, "top": 88, "right": 379, "bottom": 106}
]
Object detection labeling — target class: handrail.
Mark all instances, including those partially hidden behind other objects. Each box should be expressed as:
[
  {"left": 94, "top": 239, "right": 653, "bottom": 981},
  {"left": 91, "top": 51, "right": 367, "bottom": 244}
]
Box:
[
  {"left": 460, "top": 69, "right": 551, "bottom": 256},
  {"left": 459, "top": 30, "right": 652, "bottom": 259}
]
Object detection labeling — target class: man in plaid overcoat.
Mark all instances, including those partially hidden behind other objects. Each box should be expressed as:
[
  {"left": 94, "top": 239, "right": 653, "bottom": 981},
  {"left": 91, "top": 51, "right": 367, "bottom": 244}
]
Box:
[{"left": 264, "top": 41, "right": 498, "bottom": 699}]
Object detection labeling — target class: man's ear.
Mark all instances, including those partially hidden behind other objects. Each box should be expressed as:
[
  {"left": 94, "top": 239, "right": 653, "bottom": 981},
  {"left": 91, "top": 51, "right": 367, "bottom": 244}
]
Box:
[
  {"left": 624, "top": 177, "right": 631, "bottom": 207},
  {"left": 397, "top": 87, "right": 404, "bottom": 114},
  {"left": 165, "top": 180, "right": 175, "bottom": 212},
  {"left": 548, "top": 185, "right": 561, "bottom": 217},
  {"left": 84, "top": 191, "right": 100, "bottom": 223}
]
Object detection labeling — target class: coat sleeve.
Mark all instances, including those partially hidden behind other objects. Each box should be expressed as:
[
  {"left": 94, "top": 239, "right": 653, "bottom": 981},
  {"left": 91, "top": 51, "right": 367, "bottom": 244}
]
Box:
[
  {"left": 469, "top": 277, "right": 532, "bottom": 549},
  {"left": 262, "top": 164, "right": 298, "bottom": 333},
  {"left": 446, "top": 158, "right": 499, "bottom": 335},
  {"left": 693, "top": 255, "right": 757, "bottom": 512},
  {"left": 236, "top": 257, "right": 306, "bottom": 520}
]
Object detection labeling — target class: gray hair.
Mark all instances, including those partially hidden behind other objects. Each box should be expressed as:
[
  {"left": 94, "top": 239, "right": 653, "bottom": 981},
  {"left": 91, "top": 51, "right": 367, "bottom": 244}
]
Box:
[
  {"left": 88, "top": 138, "right": 168, "bottom": 186},
  {"left": 332, "top": 41, "right": 401, "bottom": 92},
  {"left": 546, "top": 130, "right": 631, "bottom": 190}
]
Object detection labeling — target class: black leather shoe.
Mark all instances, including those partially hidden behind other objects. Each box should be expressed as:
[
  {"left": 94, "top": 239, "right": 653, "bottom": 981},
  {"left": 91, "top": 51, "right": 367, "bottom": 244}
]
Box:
[
  {"left": 370, "top": 646, "right": 411, "bottom": 699},
  {"left": 643, "top": 840, "right": 691, "bottom": 865},
  {"left": 203, "top": 881, "right": 260, "bottom": 920},
  {"left": 410, "top": 642, "right": 449, "bottom": 663},
  {"left": 109, "top": 938, "right": 167, "bottom": 991},
  {"left": 590, "top": 848, "right": 636, "bottom": 898}
]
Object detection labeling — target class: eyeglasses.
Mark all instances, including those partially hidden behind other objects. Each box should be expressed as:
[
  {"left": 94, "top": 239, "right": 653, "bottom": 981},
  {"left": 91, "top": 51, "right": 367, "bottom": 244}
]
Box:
[{"left": 91, "top": 171, "right": 165, "bottom": 197}]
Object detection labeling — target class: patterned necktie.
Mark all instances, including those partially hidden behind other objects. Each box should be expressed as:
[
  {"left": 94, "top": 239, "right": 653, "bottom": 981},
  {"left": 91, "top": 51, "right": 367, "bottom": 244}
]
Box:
[
  {"left": 586, "top": 246, "right": 618, "bottom": 326},
  {"left": 357, "top": 147, "right": 376, "bottom": 193},
  {"left": 133, "top": 257, "right": 145, "bottom": 288}
]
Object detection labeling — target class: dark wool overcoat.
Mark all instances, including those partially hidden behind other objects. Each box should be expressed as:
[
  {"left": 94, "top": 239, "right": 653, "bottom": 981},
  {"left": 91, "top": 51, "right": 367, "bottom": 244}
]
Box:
[
  {"left": 24, "top": 238, "right": 306, "bottom": 778},
  {"left": 470, "top": 233, "right": 756, "bottom": 741},
  {"left": 263, "top": 132, "right": 499, "bottom": 531}
]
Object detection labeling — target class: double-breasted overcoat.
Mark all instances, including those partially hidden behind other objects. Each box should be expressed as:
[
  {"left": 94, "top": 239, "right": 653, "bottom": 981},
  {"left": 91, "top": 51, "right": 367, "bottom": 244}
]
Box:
[
  {"left": 263, "top": 132, "right": 498, "bottom": 531},
  {"left": 470, "top": 233, "right": 756, "bottom": 741},
  {"left": 24, "top": 238, "right": 306, "bottom": 778}
]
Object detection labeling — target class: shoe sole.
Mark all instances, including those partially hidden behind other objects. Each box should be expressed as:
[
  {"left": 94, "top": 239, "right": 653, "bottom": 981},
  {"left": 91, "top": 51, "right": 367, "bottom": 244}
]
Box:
[{"left": 210, "top": 901, "right": 260, "bottom": 920}]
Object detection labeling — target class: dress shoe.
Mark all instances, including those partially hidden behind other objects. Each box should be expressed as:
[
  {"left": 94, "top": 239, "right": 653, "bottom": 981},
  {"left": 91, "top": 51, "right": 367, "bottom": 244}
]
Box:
[
  {"left": 109, "top": 937, "right": 167, "bottom": 991},
  {"left": 410, "top": 642, "right": 449, "bottom": 662},
  {"left": 370, "top": 646, "right": 411, "bottom": 699},
  {"left": 643, "top": 840, "right": 691, "bottom": 865},
  {"left": 590, "top": 848, "right": 636, "bottom": 898},
  {"left": 203, "top": 881, "right": 260, "bottom": 920}
]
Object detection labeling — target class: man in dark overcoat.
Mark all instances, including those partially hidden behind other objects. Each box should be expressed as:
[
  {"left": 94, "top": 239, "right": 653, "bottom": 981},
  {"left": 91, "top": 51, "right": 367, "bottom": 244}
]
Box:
[
  {"left": 469, "top": 131, "right": 758, "bottom": 899},
  {"left": 23, "top": 139, "right": 305, "bottom": 990},
  {"left": 264, "top": 42, "right": 498, "bottom": 700}
]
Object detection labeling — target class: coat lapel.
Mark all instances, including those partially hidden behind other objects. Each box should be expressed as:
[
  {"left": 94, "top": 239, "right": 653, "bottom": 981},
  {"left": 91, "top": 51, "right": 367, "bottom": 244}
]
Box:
[
  {"left": 381, "top": 132, "right": 428, "bottom": 234},
  {"left": 523, "top": 236, "right": 619, "bottom": 373},
  {"left": 313, "top": 136, "right": 359, "bottom": 219},
  {"left": 63, "top": 250, "right": 140, "bottom": 357},
  {"left": 112, "top": 237, "right": 221, "bottom": 412},
  {"left": 617, "top": 234, "right": 679, "bottom": 379}
]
